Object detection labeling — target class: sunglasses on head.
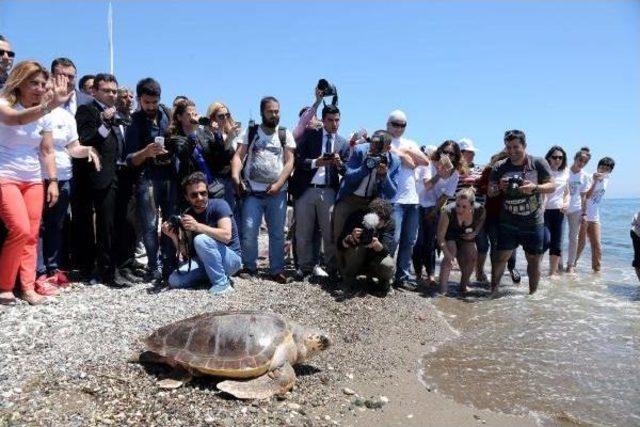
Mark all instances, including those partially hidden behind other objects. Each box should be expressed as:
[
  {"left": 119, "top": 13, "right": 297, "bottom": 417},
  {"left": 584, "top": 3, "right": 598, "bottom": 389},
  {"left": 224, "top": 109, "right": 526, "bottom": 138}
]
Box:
[
  {"left": 188, "top": 190, "right": 208, "bottom": 199},
  {"left": 390, "top": 122, "right": 406, "bottom": 128},
  {"left": 0, "top": 49, "right": 15, "bottom": 58}
]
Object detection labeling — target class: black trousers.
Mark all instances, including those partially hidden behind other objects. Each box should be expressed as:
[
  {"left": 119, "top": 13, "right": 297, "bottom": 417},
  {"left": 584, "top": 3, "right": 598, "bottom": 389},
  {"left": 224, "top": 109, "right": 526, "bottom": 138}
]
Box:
[
  {"left": 70, "top": 175, "right": 96, "bottom": 276},
  {"left": 113, "top": 169, "right": 138, "bottom": 268}
]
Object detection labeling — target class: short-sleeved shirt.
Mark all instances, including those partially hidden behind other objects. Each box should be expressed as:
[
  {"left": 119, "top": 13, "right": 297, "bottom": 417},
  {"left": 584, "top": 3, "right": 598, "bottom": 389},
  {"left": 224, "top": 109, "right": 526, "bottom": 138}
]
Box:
[
  {"left": 236, "top": 126, "right": 296, "bottom": 192},
  {"left": 416, "top": 164, "right": 460, "bottom": 208},
  {"left": 545, "top": 169, "right": 569, "bottom": 210},
  {"left": 444, "top": 202, "right": 485, "bottom": 241},
  {"left": 566, "top": 169, "right": 591, "bottom": 213},
  {"left": 489, "top": 155, "right": 552, "bottom": 227},
  {"left": 187, "top": 198, "right": 241, "bottom": 256},
  {"left": 0, "top": 98, "right": 53, "bottom": 182},
  {"left": 585, "top": 176, "right": 608, "bottom": 223},
  {"left": 38, "top": 107, "right": 78, "bottom": 180},
  {"left": 390, "top": 137, "right": 420, "bottom": 205}
]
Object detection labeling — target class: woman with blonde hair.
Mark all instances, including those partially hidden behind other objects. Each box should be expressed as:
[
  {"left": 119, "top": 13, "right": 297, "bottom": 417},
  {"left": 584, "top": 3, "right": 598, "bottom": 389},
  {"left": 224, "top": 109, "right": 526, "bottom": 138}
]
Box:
[
  {"left": 0, "top": 60, "right": 71, "bottom": 305},
  {"left": 436, "top": 187, "right": 486, "bottom": 296},
  {"left": 204, "top": 101, "right": 241, "bottom": 210}
]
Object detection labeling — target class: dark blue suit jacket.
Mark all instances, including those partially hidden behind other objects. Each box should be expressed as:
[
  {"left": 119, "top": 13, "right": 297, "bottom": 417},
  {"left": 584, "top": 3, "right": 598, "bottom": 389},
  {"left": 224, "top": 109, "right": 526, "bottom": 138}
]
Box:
[{"left": 336, "top": 143, "right": 400, "bottom": 202}]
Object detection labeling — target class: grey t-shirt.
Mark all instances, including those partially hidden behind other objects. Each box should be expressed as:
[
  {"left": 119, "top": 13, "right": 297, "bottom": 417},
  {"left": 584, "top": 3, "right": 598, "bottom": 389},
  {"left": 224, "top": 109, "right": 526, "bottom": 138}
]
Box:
[{"left": 489, "top": 155, "right": 552, "bottom": 227}]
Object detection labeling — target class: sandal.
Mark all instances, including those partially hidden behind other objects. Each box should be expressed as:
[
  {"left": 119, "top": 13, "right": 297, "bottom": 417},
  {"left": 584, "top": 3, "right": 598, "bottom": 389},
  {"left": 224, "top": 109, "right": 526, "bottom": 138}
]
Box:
[
  {"left": 35, "top": 277, "right": 60, "bottom": 296},
  {"left": 509, "top": 268, "right": 522, "bottom": 284},
  {"left": 0, "top": 291, "right": 17, "bottom": 306}
]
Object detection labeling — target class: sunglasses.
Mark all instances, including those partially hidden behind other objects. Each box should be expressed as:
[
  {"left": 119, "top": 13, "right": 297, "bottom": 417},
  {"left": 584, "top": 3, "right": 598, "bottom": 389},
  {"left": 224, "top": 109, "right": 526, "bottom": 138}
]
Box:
[
  {"left": 442, "top": 150, "right": 455, "bottom": 156},
  {"left": 216, "top": 113, "right": 231, "bottom": 120},
  {"left": 0, "top": 49, "right": 15, "bottom": 58},
  {"left": 188, "top": 190, "right": 208, "bottom": 199},
  {"left": 550, "top": 155, "right": 564, "bottom": 160},
  {"left": 390, "top": 122, "right": 406, "bottom": 128}
]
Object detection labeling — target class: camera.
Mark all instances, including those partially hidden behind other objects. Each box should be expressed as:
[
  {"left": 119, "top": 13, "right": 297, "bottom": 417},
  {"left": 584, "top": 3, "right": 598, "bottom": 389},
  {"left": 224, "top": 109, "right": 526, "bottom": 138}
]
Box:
[
  {"left": 105, "top": 114, "right": 131, "bottom": 127},
  {"left": 359, "top": 213, "right": 380, "bottom": 246},
  {"left": 365, "top": 154, "right": 388, "bottom": 170},
  {"left": 195, "top": 116, "right": 211, "bottom": 126},
  {"left": 322, "top": 152, "right": 336, "bottom": 160},
  {"left": 168, "top": 214, "right": 183, "bottom": 231},
  {"left": 317, "top": 79, "right": 337, "bottom": 98},
  {"left": 506, "top": 174, "right": 524, "bottom": 195}
]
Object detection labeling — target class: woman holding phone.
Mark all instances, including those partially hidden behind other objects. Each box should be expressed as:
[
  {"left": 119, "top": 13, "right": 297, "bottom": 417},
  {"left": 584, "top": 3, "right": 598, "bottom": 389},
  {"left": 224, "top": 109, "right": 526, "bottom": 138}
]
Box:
[{"left": 412, "top": 140, "right": 462, "bottom": 287}]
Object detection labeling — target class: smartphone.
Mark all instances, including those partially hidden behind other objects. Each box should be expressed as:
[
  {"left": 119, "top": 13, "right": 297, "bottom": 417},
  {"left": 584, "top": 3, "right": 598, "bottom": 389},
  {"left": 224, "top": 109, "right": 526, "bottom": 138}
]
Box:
[
  {"left": 154, "top": 136, "right": 165, "bottom": 148},
  {"left": 440, "top": 154, "right": 453, "bottom": 171},
  {"left": 235, "top": 121, "right": 242, "bottom": 129}
]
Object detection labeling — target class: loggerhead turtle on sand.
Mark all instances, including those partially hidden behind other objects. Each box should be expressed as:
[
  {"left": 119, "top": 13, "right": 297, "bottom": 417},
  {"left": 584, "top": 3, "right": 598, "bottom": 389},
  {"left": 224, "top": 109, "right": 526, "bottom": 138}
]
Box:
[{"left": 138, "top": 311, "right": 331, "bottom": 399}]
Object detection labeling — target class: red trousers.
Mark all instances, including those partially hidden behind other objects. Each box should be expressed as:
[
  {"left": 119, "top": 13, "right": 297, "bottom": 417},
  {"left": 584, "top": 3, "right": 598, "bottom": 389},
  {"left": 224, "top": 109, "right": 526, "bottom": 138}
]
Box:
[{"left": 0, "top": 180, "right": 44, "bottom": 292}]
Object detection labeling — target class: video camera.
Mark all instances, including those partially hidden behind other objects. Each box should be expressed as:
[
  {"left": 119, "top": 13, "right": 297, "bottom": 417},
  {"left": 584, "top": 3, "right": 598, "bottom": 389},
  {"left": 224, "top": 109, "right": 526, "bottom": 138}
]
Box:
[{"left": 317, "top": 78, "right": 338, "bottom": 106}]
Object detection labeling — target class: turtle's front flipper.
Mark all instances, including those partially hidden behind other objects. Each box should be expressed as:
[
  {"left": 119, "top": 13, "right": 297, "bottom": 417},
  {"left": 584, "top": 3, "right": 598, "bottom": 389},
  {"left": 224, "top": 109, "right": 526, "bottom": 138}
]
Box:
[
  {"left": 157, "top": 369, "right": 193, "bottom": 390},
  {"left": 217, "top": 363, "right": 296, "bottom": 399}
]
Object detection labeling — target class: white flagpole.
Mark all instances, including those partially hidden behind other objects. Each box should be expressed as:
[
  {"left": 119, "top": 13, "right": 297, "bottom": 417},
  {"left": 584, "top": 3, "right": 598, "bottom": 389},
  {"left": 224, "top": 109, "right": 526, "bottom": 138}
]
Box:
[{"left": 108, "top": 2, "right": 114, "bottom": 74}]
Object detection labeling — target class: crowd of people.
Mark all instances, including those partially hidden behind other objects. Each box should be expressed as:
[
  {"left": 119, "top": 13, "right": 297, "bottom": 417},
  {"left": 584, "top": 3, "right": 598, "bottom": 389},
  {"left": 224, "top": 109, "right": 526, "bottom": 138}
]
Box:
[{"left": 0, "top": 34, "right": 623, "bottom": 306}]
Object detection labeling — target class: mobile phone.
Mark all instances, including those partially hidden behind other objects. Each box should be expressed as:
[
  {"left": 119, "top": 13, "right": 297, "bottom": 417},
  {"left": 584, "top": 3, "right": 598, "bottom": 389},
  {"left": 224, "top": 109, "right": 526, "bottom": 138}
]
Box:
[
  {"left": 235, "top": 121, "right": 242, "bottom": 129},
  {"left": 154, "top": 136, "right": 165, "bottom": 148}
]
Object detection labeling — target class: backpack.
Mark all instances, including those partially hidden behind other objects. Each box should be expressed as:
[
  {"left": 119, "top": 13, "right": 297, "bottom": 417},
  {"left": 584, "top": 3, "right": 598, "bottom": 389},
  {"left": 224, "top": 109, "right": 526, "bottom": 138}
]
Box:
[{"left": 242, "top": 124, "right": 288, "bottom": 185}]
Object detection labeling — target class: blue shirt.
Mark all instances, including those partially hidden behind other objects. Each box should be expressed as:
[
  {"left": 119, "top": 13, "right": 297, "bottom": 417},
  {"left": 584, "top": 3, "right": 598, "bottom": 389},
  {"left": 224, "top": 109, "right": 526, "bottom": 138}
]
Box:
[{"left": 187, "top": 198, "right": 241, "bottom": 256}]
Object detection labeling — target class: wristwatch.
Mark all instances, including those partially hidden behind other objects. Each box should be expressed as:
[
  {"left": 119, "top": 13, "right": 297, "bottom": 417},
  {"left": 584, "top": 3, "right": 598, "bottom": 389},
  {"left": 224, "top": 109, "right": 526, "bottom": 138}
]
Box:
[{"left": 48, "top": 177, "right": 59, "bottom": 183}]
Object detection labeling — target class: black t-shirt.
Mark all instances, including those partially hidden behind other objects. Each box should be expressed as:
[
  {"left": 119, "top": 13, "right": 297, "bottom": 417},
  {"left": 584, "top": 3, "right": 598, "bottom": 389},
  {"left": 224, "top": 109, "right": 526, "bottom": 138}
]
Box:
[
  {"left": 186, "top": 199, "right": 241, "bottom": 256},
  {"left": 444, "top": 202, "right": 485, "bottom": 241},
  {"left": 489, "top": 155, "right": 552, "bottom": 227}
]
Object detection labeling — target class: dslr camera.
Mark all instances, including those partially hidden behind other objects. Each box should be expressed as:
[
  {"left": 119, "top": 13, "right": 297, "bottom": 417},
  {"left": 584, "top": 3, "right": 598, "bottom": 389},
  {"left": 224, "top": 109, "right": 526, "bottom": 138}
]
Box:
[
  {"left": 506, "top": 174, "right": 524, "bottom": 195},
  {"left": 104, "top": 114, "right": 132, "bottom": 127},
  {"left": 364, "top": 133, "right": 389, "bottom": 169},
  {"left": 359, "top": 212, "right": 380, "bottom": 246},
  {"left": 167, "top": 214, "right": 183, "bottom": 232}
]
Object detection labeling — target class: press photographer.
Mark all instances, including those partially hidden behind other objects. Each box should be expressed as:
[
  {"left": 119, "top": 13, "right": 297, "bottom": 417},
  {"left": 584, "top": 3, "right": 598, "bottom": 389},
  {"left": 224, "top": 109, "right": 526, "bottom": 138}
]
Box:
[
  {"left": 163, "top": 172, "right": 242, "bottom": 295},
  {"left": 337, "top": 198, "right": 396, "bottom": 295},
  {"left": 488, "top": 129, "right": 554, "bottom": 295}
]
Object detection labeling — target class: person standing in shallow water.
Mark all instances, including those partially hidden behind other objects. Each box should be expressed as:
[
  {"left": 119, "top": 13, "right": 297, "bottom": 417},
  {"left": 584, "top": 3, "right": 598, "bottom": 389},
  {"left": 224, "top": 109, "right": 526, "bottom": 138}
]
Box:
[
  {"left": 543, "top": 145, "right": 569, "bottom": 276},
  {"left": 565, "top": 147, "right": 591, "bottom": 273},
  {"left": 631, "top": 211, "right": 640, "bottom": 283}
]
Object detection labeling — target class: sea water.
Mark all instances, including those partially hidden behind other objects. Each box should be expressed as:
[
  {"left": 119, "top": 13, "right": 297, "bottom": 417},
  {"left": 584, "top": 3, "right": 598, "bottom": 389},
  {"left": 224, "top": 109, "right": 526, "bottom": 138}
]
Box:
[{"left": 422, "top": 198, "right": 640, "bottom": 426}]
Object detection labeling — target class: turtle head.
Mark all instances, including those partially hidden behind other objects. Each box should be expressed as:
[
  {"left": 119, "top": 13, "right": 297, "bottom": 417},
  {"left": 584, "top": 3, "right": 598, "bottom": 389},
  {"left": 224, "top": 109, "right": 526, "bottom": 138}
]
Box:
[{"left": 291, "top": 323, "right": 331, "bottom": 362}]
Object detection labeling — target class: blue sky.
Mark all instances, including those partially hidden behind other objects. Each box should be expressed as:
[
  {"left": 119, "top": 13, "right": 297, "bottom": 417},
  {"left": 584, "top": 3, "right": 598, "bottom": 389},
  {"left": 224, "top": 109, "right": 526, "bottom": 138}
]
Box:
[{"left": 1, "top": 1, "right": 638, "bottom": 197}]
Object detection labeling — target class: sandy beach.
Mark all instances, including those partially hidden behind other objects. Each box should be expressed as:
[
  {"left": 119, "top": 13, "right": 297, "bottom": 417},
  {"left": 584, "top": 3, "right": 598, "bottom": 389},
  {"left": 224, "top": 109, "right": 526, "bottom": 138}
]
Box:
[{"left": 0, "top": 261, "right": 541, "bottom": 427}]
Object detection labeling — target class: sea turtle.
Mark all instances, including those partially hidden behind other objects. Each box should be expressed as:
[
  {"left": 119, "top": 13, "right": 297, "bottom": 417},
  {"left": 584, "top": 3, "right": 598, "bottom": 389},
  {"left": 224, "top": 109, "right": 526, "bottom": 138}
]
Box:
[{"left": 138, "top": 311, "right": 331, "bottom": 399}]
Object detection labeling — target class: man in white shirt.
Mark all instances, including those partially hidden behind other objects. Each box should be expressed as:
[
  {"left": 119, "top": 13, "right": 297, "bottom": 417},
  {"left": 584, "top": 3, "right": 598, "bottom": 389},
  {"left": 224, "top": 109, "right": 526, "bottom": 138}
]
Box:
[{"left": 386, "top": 110, "right": 429, "bottom": 290}]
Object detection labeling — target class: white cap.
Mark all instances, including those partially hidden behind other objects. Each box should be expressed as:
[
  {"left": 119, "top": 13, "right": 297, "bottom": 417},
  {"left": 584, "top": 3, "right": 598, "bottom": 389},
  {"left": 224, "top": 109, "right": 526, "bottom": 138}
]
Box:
[
  {"left": 457, "top": 138, "right": 478, "bottom": 152},
  {"left": 388, "top": 109, "right": 407, "bottom": 123}
]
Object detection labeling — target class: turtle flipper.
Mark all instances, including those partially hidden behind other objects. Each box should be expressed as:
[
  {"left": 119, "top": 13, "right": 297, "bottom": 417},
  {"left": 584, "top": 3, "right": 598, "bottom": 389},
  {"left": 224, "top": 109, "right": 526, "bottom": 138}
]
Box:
[
  {"left": 157, "top": 370, "right": 193, "bottom": 389},
  {"left": 217, "top": 363, "right": 296, "bottom": 399}
]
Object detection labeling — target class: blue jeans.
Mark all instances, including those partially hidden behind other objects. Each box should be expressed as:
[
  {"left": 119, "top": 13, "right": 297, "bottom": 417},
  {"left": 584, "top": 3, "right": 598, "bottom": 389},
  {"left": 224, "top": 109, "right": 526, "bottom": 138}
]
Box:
[
  {"left": 168, "top": 234, "right": 242, "bottom": 289},
  {"left": 241, "top": 190, "right": 287, "bottom": 275},
  {"left": 37, "top": 179, "right": 71, "bottom": 275},
  {"left": 393, "top": 203, "right": 420, "bottom": 282},
  {"left": 136, "top": 177, "right": 178, "bottom": 276}
]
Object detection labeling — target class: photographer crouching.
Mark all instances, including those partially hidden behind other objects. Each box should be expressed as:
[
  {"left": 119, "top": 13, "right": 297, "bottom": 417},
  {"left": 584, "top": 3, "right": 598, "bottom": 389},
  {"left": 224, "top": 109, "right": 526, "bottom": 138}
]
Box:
[
  {"left": 337, "top": 198, "right": 396, "bottom": 295},
  {"left": 162, "top": 172, "right": 242, "bottom": 295}
]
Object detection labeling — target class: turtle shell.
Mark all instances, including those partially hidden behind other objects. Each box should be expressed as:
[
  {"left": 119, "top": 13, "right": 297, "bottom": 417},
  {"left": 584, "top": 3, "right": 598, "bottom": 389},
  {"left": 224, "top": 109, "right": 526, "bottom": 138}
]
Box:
[{"left": 145, "top": 311, "right": 291, "bottom": 378}]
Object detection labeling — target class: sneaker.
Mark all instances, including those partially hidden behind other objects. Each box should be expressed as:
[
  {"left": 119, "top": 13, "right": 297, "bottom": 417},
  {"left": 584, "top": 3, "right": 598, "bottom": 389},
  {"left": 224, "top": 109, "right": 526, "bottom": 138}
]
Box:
[
  {"left": 312, "top": 265, "right": 329, "bottom": 278},
  {"left": 394, "top": 280, "right": 419, "bottom": 291},
  {"left": 271, "top": 273, "right": 291, "bottom": 284},
  {"left": 144, "top": 269, "right": 162, "bottom": 283},
  {"left": 52, "top": 270, "right": 71, "bottom": 287},
  {"left": 209, "top": 282, "right": 235, "bottom": 296},
  {"left": 293, "top": 269, "right": 309, "bottom": 281},
  {"left": 236, "top": 269, "right": 256, "bottom": 280},
  {"left": 119, "top": 268, "right": 145, "bottom": 284},
  {"left": 109, "top": 270, "right": 134, "bottom": 288}
]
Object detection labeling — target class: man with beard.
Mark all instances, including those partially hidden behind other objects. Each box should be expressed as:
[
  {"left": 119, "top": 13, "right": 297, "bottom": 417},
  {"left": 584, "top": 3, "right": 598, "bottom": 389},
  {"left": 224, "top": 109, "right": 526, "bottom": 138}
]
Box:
[
  {"left": 0, "top": 35, "right": 15, "bottom": 89},
  {"left": 231, "top": 96, "right": 296, "bottom": 283},
  {"left": 125, "top": 78, "right": 176, "bottom": 286}
]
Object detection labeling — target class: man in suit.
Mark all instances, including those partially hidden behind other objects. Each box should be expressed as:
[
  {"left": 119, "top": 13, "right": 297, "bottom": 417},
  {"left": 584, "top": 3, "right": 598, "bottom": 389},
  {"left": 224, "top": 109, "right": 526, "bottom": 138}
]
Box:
[
  {"left": 331, "top": 130, "right": 401, "bottom": 277},
  {"left": 289, "top": 104, "right": 347, "bottom": 280},
  {"left": 74, "top": 73, "right": 133, "bottom": 287}
]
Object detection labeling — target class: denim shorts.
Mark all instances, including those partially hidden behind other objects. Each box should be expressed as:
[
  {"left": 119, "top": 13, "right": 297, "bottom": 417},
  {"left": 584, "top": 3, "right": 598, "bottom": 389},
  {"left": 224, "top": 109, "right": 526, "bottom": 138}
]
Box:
[{"left": 497, "top": 221, "right": 545, "bottom": 255}]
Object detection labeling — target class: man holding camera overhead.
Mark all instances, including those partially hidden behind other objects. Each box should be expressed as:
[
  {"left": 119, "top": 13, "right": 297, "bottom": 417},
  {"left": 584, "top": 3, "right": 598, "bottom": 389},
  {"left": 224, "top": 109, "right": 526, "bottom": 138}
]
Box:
[
  {"left": 289, "top": 99, "right": 348, "bottom": 281},
  {"left": 488, "top": 130, "right": 554, "bottom": 296},
  {"left": 126, "top": 78, "right": 177, "bottom": 287},
  {"left": 332, "top": 130, "right": 400, "bottom": 278}
]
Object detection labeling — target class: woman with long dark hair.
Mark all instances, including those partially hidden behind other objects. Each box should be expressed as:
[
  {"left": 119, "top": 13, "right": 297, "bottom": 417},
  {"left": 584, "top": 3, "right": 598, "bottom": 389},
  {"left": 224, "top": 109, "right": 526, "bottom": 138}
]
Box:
[{"left": 543, "top": 145, "right": 569, "bottom": 276}]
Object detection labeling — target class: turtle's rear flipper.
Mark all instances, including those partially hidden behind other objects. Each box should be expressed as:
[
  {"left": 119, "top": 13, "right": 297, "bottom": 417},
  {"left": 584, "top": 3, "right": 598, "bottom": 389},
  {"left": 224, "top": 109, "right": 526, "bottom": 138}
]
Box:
[
  {"left": 217, "top": 363, "right": 296, "bottom": 399},
  {"left": 157, "top": 370, "right": 193, "bottom": 389}
]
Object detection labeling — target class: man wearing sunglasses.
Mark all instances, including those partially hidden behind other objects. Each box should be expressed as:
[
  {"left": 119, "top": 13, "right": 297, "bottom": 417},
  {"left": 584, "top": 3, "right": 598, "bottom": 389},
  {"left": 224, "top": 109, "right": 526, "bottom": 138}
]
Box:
[
  {"left": 164, "top": 172, "right": 242, "bottom": 295},
  {"left": 385, "top": 110, "right": 430, "bottom": 291},
  {"left": 488, "top": 130, "right": 555, "bottom": 296},
  {"left": 0, "top": 35, "right": 15, "bottom": 90}
]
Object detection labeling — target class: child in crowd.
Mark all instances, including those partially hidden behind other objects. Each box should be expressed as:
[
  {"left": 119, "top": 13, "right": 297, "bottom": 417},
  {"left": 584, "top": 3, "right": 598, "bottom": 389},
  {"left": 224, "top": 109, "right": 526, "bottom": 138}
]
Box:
[{"left": 576, "top": 157, "right": 615, "bottom": 272}]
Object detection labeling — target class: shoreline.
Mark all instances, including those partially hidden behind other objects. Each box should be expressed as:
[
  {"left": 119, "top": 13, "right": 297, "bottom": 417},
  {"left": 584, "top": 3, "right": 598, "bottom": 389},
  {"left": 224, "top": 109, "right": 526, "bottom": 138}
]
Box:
[{"left": 1, "top": 271, "right": 539, "bottom": 426}]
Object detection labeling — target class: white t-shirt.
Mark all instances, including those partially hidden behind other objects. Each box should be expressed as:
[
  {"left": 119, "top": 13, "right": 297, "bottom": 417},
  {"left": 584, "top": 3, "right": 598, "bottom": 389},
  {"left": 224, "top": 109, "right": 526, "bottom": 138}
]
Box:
[
  {"left": 567, "top": 169, "right": 591, "bottom": 213},
  {"left": 390, "top": 137, "right": 420, "bottom": 205},
  {"left": 545, "top": 169, "right": 569, "bottom": 210},
  {"left": 585, "top": 176, "right": 608, "bottom": 222},
  {"left": 237, "top": 126, "right": 296, "bottom": 192},
  {"left": 38, "top": 107, "right": 78, "bottom": 180},
  {"left": 0, "top": 99, "right": 53, "bottom": 182},
  {"left": 416, "top": 164, "right": 459, "bottom": 207}
]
